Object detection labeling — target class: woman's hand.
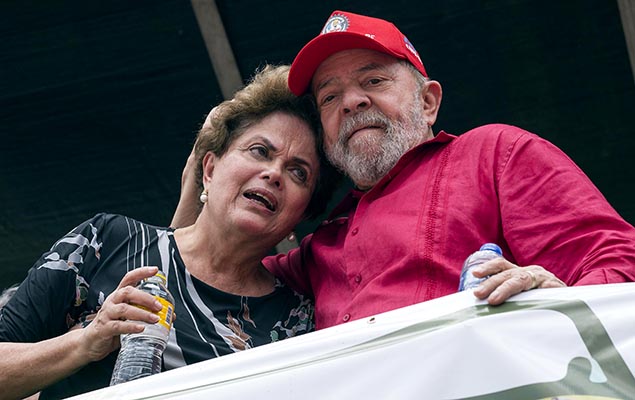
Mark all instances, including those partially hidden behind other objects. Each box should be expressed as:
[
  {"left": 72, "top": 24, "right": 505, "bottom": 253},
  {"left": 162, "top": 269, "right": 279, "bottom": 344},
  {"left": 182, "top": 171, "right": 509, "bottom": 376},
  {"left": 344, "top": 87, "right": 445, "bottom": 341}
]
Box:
[
  {"left": 0, "top": 266, "right": 165, "bottom": 399},
  {"left": 78, "top": 266, "right": 163, "bottom": 362},
  {"left": 470, "top": 258, "right": 566, "bottom": 305}
]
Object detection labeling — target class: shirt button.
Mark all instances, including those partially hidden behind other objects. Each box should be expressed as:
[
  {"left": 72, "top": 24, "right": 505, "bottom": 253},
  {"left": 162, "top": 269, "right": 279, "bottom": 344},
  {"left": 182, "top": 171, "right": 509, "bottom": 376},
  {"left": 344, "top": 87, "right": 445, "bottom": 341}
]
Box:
[
  {"left": 342, "top": 313, "right": 351, "bottom": 322},
  {"left": 354, "top": 274, "right": 362, "bottom": 284},
  {"left": 351, "top": 227, "right": 359, "bottom": 236}
]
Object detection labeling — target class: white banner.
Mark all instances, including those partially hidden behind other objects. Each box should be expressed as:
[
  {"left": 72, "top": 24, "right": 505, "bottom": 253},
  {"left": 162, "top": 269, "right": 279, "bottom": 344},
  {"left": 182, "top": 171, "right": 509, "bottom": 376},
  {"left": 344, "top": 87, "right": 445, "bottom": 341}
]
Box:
[{"left": 69, "top": 283, "right": 635, "bottom": 399}]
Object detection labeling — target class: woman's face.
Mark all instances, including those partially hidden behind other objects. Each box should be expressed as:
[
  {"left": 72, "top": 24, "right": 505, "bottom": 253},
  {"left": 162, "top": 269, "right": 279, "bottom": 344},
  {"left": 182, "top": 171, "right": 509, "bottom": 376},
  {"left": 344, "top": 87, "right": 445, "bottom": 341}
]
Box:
[{"left": 202, "top": 111, "right": 319, "bottom": 241}]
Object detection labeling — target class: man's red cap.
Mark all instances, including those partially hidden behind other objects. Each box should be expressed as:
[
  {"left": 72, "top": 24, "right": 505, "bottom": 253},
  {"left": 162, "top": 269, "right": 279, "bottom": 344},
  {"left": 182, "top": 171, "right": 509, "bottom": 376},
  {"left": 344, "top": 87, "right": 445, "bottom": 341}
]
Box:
[{"left": 288, "top": 10, "right": 427, "bottom": 96}]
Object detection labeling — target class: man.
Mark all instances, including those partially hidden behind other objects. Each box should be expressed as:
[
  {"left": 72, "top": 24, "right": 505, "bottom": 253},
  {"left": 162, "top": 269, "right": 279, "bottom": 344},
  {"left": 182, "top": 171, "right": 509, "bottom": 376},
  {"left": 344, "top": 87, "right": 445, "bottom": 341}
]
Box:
[{"left": 174, "top": 10, "right": 635, "bottom": 330}]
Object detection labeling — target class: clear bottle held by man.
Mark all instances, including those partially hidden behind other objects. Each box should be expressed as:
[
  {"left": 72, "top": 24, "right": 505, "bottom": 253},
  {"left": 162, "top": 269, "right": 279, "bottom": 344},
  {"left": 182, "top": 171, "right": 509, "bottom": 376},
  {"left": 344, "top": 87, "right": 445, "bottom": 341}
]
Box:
[
  {"left": 458, "top": 243, "right": 503, "bottom": 291},
  {"left": 110, "top": 271, "right": 175, "bottom": 385}
]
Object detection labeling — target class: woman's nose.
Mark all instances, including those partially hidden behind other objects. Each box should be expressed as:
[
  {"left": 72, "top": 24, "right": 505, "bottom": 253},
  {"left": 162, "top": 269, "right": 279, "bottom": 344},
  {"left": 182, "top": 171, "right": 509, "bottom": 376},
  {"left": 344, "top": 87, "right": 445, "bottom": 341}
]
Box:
[{"left": 261, "top": 166, "right": 282, "bottom": 188}]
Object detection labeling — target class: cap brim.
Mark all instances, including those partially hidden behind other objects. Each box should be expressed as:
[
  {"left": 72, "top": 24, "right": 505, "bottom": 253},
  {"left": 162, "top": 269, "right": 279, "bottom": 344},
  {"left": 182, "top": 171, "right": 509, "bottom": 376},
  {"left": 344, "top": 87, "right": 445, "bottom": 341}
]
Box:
[{"left": 289, "top": 32, "right": 404, "bottom": 96}]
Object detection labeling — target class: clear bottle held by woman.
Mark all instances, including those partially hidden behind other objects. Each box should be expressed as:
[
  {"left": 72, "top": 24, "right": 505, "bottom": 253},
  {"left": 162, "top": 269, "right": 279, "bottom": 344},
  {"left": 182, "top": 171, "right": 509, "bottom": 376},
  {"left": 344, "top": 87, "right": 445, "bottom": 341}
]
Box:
[
  {"left": 110, "top": 271, "right": 175, "bottom": 385},
  {"left": 458, "top": 243, "right": 503, "bottom": 291}
]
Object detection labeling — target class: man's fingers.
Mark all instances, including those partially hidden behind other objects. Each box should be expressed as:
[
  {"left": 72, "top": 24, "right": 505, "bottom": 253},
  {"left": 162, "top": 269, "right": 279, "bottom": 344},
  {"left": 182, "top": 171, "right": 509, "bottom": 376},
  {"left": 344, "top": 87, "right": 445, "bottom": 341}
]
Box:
[
  {"left": 474, "top": 269, "right": 525, "bottom": 304},
  {"left": 473, "top": 264, "right": 566, "bottom": 305},
  {"left": 471, "top": 258, "right": 514, "bottom": 278},
  {"left": 525, "top": 270, "right": 538, "bottom": 290}
]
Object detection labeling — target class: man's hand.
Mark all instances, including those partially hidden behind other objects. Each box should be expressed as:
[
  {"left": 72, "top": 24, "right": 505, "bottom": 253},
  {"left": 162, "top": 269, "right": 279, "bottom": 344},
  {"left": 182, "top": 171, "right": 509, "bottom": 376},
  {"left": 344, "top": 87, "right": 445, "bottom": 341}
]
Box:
[
  {"left": 470, "top": 258, "right": 566, "bottom": 305},
  {"left": 170, "top": 106, "right": 220, "bottom": 228},
  {"left": 170, "top": 145, "right": 200, "bottom": 228}
]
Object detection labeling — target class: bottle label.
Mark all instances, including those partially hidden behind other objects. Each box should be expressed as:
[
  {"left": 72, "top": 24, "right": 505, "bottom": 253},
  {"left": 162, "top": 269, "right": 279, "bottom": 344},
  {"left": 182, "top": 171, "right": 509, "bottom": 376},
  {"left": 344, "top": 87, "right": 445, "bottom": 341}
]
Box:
[
  {"left": 155, "top": 296, "right": 174, "bottom": 330},
  {"left": 137, "top": 296, "right": 174, "bottom": 331}
]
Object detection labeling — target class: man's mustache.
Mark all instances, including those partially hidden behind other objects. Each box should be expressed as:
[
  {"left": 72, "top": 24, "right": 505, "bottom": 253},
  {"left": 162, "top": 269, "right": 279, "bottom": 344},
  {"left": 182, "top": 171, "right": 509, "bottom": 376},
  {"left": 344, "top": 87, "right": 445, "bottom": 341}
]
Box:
[{"left": 339, "top": 111, "right": 390, "bottom": 143}]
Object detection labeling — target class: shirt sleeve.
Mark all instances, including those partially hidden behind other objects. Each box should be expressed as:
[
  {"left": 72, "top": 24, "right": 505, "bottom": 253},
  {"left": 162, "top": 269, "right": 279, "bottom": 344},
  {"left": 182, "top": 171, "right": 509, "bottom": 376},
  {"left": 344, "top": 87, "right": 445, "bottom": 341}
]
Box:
[
  {"left": 0, "top": 213, "right": 108, "bottom": 342},
  {"left": 497, "top": 129, "right": 635, "bottom": 285},
  {"left": 263, "top": 234, "right": 315, "bottom": 297}
]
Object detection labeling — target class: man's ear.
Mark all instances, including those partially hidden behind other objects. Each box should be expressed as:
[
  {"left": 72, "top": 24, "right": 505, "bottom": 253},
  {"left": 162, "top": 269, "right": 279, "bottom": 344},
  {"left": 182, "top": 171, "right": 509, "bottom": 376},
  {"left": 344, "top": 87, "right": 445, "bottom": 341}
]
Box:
[
  {"left": 202, "top": 151, "right": 216, "bottom": 185},
  {"left": 421, "top": 80, "right": 443, "bottom": 126}
]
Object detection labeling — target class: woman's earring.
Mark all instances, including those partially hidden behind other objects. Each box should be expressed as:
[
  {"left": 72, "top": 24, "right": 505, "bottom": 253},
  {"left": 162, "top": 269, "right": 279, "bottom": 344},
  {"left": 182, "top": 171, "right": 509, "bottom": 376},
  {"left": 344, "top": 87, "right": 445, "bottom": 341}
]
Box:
[
  {"left": 199, "top": 189, "right": 208, "bottom": 204},
  {"left": 287, "top": 232, "right": 296, "bottom": 242}
]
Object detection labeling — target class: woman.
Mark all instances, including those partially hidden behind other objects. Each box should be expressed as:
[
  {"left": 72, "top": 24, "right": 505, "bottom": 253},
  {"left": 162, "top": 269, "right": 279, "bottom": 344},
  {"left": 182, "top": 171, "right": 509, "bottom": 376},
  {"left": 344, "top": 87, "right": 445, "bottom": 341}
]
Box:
[{"left": 0, "top": 65, "right": 339, "bottom": 399}]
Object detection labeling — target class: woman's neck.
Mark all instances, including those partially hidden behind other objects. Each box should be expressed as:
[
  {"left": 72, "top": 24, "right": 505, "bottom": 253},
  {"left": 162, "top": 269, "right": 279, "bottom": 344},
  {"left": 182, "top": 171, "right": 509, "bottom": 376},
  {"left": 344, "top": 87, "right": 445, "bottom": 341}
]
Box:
[{"left": 173, "top": 222, "right": 275, "bottom": 297}]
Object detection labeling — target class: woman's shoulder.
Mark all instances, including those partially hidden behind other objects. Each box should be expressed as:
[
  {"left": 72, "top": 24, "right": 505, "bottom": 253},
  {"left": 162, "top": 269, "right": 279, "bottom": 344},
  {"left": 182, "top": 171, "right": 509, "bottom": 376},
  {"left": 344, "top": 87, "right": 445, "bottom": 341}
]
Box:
[
  {"left": 80, "top": 213, "right": 169, "bottom": 236},
  {"left": 76, "top": 212, "right": 132, "bottom": 229},
  {"left": 272, "top": 279, "right": 314, "bottom": 309}
]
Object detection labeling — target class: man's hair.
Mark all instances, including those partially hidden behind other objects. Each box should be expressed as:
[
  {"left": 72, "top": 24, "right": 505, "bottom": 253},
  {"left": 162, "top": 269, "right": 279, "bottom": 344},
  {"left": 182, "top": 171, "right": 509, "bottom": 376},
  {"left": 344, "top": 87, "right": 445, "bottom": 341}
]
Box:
[
  {"left": 399, "top": 60, "right": 429, "bottom": 92},
  {"left": 194, "top": 64, "right": 340, "bottom": 219}
]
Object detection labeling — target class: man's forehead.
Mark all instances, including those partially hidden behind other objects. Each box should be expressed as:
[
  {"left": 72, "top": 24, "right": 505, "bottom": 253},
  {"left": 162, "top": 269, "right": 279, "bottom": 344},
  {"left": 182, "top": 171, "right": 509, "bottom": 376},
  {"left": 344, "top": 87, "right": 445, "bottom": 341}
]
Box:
[{"left": 311, "top": 49, "right": 401, "bottom": 92}]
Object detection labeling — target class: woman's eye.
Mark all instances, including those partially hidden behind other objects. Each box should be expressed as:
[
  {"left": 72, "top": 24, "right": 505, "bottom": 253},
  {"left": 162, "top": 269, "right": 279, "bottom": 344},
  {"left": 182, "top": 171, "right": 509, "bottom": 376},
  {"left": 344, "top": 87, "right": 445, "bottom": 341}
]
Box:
[
  {"left": 249, "top": 145, "right": 268, "bottom": 158},
  {"left": 290, "top": 167, "right": 308, "bottom": 183}
]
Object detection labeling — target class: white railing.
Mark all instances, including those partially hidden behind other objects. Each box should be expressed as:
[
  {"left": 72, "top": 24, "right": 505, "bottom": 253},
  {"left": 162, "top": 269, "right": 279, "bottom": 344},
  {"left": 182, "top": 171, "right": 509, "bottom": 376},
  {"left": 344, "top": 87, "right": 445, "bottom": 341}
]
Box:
[{"left": 68, "top": 282, "right": 635, "bottom": 399}]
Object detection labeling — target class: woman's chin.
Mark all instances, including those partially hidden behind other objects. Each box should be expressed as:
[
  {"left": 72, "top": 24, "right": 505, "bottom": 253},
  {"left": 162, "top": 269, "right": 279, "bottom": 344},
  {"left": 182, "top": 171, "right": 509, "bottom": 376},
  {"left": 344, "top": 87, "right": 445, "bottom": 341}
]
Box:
[{"left": 234, "top": 220, "right": 280, "bottom": 240}]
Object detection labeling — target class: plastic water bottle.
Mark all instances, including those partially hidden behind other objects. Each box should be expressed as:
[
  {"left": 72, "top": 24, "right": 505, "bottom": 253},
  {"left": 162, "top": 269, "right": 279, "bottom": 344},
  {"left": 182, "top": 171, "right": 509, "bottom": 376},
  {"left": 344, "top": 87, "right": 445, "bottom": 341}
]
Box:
[
  {"left": 458, "top": 243, "right": 503, "bottom": 291},
  {"left": 110, "top": 271, "right": 175, "bottom": 385}
]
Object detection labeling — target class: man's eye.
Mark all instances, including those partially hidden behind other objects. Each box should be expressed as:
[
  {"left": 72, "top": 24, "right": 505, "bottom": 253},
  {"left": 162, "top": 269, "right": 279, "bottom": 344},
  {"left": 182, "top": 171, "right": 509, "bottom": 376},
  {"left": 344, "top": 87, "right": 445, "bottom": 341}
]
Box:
[
  {"left": 367, "top": 78, "right": 382, "bottom": 85},
  {"left": 249, "top": 145, "right": 268, "bottom": 158},
  {"left": 321, "top": 94, "right": 335, "bottom": 105}
]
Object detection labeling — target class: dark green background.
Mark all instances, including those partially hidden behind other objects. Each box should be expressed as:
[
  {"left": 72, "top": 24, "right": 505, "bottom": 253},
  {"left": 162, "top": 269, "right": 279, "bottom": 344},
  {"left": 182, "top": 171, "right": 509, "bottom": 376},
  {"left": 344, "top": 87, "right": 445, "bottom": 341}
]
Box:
[{"left": 2, "top": 0, "right": 634, "bottom": 289}]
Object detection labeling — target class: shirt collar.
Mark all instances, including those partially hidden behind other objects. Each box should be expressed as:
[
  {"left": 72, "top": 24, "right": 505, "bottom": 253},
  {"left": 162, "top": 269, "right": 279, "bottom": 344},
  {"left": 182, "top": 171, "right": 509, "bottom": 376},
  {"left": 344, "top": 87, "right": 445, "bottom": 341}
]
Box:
[
  {"left": 371, "top": 130, "right": 456, "bottom": 189},
  {"left": 326, "top": 131, "right": 456, "bottom": 220}
]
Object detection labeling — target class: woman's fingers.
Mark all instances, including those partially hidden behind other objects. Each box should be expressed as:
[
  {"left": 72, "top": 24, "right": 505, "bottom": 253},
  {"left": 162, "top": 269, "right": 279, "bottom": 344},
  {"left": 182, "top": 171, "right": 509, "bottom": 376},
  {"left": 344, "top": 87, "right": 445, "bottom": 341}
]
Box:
[
  {"left": 116, "top": 266, "right": 159, "bottom": 290},
  {"left": 78, "top": 268, "right": 164, "bottom": 361},
  {"left": 103, "top": 295, "right": 160, "bottom": 325}
]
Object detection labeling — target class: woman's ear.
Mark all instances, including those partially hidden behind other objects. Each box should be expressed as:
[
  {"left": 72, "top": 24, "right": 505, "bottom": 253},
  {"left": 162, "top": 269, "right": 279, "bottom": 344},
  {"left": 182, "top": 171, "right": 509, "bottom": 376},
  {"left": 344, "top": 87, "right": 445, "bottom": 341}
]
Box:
[
  {"left": 421, "top": 80, "right": 443, "bottom": 127},
  {"left": 202, "top": 151, "right": 216, "bottom": 185}
]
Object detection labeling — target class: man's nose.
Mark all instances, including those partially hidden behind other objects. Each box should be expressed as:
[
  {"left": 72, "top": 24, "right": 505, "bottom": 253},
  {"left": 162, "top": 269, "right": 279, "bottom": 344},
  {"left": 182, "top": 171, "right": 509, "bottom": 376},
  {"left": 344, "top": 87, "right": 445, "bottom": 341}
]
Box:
[{"left": 342, "top": 88, "right": 370, "bottom": 114}]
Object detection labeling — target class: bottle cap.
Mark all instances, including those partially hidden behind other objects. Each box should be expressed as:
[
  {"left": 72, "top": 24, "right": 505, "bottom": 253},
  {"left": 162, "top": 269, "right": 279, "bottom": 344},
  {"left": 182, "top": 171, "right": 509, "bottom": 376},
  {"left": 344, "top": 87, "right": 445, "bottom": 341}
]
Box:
[
  {"left": 149, "top": 271, "right": 167, "bottom": 284},
  {"left": 479, "top": 243, "right": 502, "bottom": 255}
]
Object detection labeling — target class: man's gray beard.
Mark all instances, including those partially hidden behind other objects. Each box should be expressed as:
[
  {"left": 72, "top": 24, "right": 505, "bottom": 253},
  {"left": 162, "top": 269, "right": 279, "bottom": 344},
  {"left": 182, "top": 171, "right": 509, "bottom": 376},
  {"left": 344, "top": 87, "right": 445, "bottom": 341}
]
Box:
[{"left": 326, "top": 97, "right": 428, "bottom": 188}]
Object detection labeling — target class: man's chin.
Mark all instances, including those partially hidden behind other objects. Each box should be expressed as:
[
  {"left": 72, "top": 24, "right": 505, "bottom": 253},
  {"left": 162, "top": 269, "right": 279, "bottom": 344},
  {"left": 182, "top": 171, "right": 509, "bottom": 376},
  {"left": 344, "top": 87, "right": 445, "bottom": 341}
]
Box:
[
  {"left": 349, "top": 145, "right": 384, "bottom": 160},
  {"left": 347, "top": 129, "right": 383, "bottom": 147}
]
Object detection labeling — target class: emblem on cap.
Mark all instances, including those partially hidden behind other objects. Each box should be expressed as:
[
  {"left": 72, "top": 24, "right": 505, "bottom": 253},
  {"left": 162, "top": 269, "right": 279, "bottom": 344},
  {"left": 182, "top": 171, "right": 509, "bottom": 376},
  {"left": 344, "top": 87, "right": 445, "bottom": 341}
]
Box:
[
  {"left": 321, "top": 13, "right": 349, "bottom": 35},
  {"left": 403, "top": 36, "right": 423, "bottom": 64}
]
